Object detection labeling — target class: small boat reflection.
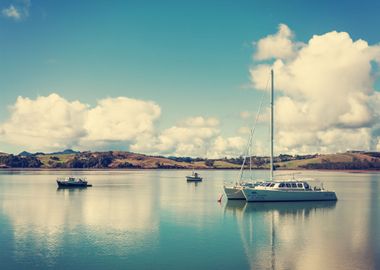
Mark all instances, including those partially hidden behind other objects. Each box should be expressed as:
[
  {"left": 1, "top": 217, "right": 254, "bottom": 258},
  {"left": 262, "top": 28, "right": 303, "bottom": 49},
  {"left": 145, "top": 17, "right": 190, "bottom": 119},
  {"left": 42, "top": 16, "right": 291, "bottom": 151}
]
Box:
[
  {"left": 56, "top": 186, "right": 88, "bottom": 192},
  {"left": 187, "top": 180, "right": 201, "bottom": 187}
]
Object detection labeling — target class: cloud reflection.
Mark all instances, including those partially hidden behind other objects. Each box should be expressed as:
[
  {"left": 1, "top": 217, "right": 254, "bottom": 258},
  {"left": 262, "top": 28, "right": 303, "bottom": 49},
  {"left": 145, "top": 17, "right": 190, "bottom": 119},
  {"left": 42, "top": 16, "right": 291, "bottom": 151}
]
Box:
[{"left": 1, "top": 178, "right": 159, "bottom": 265}]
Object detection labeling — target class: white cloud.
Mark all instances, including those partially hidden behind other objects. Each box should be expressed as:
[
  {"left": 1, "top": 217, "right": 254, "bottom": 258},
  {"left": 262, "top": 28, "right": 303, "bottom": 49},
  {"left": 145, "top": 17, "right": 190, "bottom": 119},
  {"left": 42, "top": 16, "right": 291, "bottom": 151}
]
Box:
[
  {"left": 131, "top": 116, "right": 245, "bottom": 158},
  {"left": 0, "top": 94, "right": 161, "bottom": 152},
  {"left": 254, "top": 24, "right": 303, "bottom": 61},
  {"left": 83, "top": 97, "right": 161, "bottom": 142},
  {"left": 0, "top": 94, "right": 88, "bottom": 151},
  {"left": 2, "top": 5, "right": 21, "bottom": 20},
  {"left": 250, "top": 24, "right": 380, "bottom": 154},
  {"left": 208, "top": 136, "right": 246, "bottom": 158},
  {"left": 0, "top": 94, "right": 245, "bottom": 157},
  {"left": 1, "top": 1, "right": 30, "bottom": 21},
  {"left": 182, "top": 116, "right": 219, "bottom": 127}
]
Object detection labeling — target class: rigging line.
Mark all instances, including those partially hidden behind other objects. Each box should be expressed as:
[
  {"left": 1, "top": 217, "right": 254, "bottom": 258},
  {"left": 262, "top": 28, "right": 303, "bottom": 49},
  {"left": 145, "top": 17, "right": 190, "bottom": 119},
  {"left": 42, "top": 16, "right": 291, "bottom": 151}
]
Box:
[{"left": 239, "top": 74, "right": 271, "bottom": 182}]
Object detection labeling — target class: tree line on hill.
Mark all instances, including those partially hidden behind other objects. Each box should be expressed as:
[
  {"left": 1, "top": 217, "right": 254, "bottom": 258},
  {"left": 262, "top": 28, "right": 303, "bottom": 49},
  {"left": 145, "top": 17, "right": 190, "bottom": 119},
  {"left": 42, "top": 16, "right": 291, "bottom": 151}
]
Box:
[
  {"left": 0, "top": 155, "right": 42, "bottom": 168},
  {"left": 300, "top": 157, "right": 380, "bottom": 170},
  {"left": 2, "top": 150, "right": 380, "bottom": 169}
]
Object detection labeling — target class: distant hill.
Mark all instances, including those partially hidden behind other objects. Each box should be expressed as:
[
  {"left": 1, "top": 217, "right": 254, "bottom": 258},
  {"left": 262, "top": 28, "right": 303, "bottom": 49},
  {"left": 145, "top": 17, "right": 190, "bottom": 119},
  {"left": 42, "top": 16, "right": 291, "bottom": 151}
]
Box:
[
  {"left": 1, "top": 150, "right": 380, "bottom": 169},
  {"left": 18, "top": 151, "right": 33, "bottom": 156},
  {"left": 17, "top": 149, "right": 80, "bottom": 157},
  {"left": 49, "top": 149, "right": 80, "bottom": 155},
  {"left": 277, "top": 152, "right": 380, "bottom": 170}
]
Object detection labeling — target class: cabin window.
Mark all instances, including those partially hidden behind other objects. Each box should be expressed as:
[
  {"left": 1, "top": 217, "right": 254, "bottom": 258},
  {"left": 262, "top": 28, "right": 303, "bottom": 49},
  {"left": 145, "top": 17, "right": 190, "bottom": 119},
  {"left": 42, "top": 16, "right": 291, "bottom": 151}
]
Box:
[
  {"left": 270, "top": 183, "right": 275, "bottom": 187},
  {"left": 291, "top": 183, "right": 297, "bottom": 188},
  {"left": 286, "top": 183, "right": 291, "bottom": 188},
  {"left": 304, "top": 183, "right": 310, "bottom": 189},
  {"left": 279, "top": 183, "right": 285, "bottom": 187},
  {"left": 297, "top": 183, "right": 303, "bottom": 188}
]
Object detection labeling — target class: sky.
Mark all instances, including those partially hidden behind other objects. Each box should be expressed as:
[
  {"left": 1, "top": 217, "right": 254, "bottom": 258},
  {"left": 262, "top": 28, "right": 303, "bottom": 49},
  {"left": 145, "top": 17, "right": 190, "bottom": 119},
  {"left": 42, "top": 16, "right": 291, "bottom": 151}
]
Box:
[{"left": 1, "top": 0, "right": 380, "bottom": 157}]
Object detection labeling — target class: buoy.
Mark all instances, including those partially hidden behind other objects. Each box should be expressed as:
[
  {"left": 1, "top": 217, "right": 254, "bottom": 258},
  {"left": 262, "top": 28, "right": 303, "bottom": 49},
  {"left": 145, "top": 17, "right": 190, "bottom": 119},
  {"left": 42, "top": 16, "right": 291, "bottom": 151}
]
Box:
[{"left": 217, "top": 193, "right": 223, "bottom": 203}]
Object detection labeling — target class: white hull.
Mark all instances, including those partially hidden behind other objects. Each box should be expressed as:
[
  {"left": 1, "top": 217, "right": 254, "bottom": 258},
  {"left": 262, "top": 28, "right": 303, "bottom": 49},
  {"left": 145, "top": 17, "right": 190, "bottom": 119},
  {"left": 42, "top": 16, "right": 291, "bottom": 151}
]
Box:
[
  {"left": 224, "top": 186, "right": 246, "bottom": 200},
  {"left": 242, "top": 188, "right": 337, "bottom": 202}
]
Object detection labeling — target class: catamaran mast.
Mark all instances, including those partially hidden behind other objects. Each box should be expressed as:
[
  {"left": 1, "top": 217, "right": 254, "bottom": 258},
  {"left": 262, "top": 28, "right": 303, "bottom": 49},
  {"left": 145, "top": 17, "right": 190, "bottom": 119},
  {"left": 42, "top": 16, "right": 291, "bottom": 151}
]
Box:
[{"left": 270, "top": 69, "right": 274, "bottom": 181}]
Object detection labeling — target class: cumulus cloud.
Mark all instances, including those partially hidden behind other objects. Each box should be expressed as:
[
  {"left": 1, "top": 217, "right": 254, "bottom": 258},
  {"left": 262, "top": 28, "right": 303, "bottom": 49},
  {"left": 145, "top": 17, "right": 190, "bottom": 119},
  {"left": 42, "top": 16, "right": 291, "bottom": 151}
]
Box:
[
  {"left": 181, "top": 116, "right": 219, "bottom": 127},
  {"left": 254, "top": 24, "right": 303, "bottom": 61},
  {"left": 208, "top": 136, "right": 246, "bottom": 158},
  {"left": 0, "top": 94, "right": 245, "bottom": 157},
  {"left": 83, "top": 97, "right": 161, "bottom": 142},
  {"left": 250, "top": 24, "right": 380, "bottom": 154},
  {"left": 1, "top": 0, "right": 30, "bottom": 21},
  {"left": 131, "top": 116, "right": 245, "bottom": 158},
  {"left": 0, "top": 94, "right": 161, "bottom": 152},
  {"left": 0, "top": 94, "right": 88, "bottom": 151}
]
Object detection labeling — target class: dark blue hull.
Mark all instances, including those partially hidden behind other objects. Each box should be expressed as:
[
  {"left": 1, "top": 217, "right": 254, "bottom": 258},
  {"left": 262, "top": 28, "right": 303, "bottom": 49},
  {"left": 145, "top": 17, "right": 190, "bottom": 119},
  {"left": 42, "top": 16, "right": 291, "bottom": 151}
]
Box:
[{"left": 57, "top": 181, "right": 92, "bottom": 188}]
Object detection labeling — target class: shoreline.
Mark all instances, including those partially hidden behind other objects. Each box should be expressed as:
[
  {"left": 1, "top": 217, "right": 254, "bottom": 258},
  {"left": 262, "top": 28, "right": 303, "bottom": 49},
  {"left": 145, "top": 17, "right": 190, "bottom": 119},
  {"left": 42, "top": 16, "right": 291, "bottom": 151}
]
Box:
[{"left": 1, "top": 168, "right": 380, "bottom": 173}]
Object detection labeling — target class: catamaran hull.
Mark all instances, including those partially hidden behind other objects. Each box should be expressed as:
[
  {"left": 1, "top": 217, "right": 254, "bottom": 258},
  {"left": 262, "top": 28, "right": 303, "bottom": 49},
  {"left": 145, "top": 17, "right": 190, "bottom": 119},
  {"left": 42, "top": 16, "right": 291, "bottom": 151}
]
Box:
[
  {"left": 242, "top": 189, "right": 337, "bottom": 202},
  {"left": 224, "top": 186, "right": 246, "bottom": 200}
]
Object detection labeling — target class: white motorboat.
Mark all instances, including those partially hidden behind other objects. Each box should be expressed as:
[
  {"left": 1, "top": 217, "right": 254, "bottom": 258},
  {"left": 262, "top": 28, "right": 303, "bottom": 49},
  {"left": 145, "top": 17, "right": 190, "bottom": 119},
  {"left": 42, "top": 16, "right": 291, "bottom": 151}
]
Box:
[
  {"left": 186, "top": 171, "right": 202, "bottom": 181},
  {"left": 242, "top": 69, "right": 337, "bottom": 202}
]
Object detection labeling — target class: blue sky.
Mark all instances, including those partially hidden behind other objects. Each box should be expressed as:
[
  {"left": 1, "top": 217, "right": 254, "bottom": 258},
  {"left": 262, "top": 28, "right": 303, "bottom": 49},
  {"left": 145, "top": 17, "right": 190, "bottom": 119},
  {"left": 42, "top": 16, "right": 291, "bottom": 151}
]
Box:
[{"left": 1, "top": 0, "right": 380, "bottom": 155}]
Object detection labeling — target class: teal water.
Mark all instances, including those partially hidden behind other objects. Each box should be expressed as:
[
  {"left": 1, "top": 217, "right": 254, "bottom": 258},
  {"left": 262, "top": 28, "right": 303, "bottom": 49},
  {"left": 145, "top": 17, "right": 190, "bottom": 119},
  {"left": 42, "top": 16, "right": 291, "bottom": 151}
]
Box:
[{"left": 0, "top": 170, "right": 379, "bottom": 270}]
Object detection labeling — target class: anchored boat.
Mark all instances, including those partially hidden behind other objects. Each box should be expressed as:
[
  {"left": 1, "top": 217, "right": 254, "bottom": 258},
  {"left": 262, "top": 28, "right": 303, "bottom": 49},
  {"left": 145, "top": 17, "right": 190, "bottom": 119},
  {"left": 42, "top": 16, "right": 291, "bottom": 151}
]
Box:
[
  {"left": 223, "top": 127, "right": 260, "bottom": 200},
  {"left": 242, "top": 180, "right": 337, "bottom": 202},
  {"left": 56, "top": 176, "right": 92, "bottom": 188},
  {"left": 224, "top": 71, "right": 268, "bottom": 200},
  {"left": 241, "top": 69, "right": 337, "bottom": 202},
  {"left": 224, "top": 182, "right": 261, "bottom": 200},
  {"left": 186, "top": 171, "right": 202, "bottom": 182}
]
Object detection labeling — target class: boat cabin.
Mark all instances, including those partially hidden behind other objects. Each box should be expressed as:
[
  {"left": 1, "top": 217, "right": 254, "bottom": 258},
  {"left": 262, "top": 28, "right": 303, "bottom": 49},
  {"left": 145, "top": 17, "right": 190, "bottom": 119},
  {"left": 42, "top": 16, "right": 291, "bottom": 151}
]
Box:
[{"left": 256, "top": 181, "right": 313, "bottom": 190}]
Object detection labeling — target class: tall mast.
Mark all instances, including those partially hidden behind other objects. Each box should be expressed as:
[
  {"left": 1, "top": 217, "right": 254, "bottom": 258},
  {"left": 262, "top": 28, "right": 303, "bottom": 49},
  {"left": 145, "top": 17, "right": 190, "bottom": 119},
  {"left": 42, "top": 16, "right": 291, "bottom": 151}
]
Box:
[{"left": 270, "top": 69, "right": 274, "bottom": 181}]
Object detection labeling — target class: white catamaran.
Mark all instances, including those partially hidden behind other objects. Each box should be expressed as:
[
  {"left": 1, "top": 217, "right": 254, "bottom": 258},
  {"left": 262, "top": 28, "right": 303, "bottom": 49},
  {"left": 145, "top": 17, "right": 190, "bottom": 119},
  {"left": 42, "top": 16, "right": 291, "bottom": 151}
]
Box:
[
  {"left": 223, "top": 128, "right": 261, "bottom": 200},
  {"left": 242, "top": 69, "right": 337, "bottom": 202},
  {"left": 223, "top": 81, "right": 267, "bottom": 200}
]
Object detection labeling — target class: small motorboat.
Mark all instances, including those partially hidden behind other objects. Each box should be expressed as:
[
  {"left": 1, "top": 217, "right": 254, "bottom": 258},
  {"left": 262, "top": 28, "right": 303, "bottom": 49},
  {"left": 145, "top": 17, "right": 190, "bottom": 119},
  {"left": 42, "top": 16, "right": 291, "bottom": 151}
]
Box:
[
  {"left": 56, "top": 176, "right": 92, "bottom": 188},
  {"left": 186, "top": 171, "right": 203, "bottom": 182}
]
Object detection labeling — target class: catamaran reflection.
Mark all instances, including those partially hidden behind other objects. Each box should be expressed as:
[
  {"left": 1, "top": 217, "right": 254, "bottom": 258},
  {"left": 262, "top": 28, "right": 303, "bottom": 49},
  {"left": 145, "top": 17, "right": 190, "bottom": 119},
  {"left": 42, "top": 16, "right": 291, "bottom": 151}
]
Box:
[
  {"left": 224, "top": 201, "right": 337, "bottom": 270},
  {"left": 225, "top": 200, "right": 337, "bottom": 215}
]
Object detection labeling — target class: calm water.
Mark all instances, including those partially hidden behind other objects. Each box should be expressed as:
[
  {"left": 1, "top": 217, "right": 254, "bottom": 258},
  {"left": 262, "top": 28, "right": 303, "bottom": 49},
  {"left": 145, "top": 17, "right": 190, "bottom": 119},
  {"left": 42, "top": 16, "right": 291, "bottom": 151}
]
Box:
[{"left": 0, "top": 170, "right": 379, "bottom": 270}]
